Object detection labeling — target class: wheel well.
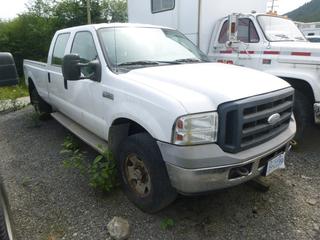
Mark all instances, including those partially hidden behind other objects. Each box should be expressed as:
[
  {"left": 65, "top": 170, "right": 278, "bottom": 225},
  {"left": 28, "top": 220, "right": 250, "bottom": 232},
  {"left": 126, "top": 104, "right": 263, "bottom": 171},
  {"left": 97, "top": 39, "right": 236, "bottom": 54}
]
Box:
[
  {"left": 280, "top": 77, "right": 315, "bottom": 103},
  {"left": 28, "top": 78, "right": 35, "bottom": 103},
  {"left": 108, "top": 118, "right": 149, "bottom": 156},
  {"left": 28, "top": 78, "right": 35, "bottom": 92}
]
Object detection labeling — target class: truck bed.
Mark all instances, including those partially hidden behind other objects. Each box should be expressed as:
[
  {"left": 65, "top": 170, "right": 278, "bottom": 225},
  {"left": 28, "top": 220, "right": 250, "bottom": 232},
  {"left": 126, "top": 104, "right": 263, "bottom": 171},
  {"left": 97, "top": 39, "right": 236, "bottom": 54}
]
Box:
[{"left": 23, "top": 59, "right": 48, "bottom": 99}]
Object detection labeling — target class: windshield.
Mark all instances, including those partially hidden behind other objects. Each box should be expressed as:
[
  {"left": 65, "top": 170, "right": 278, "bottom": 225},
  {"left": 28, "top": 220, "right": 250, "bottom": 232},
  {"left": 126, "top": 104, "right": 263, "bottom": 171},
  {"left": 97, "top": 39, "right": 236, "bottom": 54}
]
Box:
[
  {"left": 98, "top": 27, "right": 208, "bottom": 72},
  {"left": 258, "top": 15, "right": 307, "bottom": 42}
]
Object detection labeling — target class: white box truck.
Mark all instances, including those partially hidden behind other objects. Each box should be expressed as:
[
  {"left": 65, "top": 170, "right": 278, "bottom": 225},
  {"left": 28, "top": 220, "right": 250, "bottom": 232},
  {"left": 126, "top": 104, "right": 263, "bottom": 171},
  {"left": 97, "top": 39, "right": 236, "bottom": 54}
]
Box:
[
  {"left": 128, "top": 0, "right": 320, "bottom": 139},
  {"left": 128, "top": 0, "right": 267, "bottom": 53}
]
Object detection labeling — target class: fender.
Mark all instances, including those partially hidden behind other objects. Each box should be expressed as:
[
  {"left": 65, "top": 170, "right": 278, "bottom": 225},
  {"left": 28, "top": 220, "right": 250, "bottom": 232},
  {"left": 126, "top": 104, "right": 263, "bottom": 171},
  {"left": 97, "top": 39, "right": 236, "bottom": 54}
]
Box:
[
  {"left": 109, "top": 100, "right": 177, "bottom": 143},
  {"left": 264, "top": 69, "right": 320, "bottom": 102}
]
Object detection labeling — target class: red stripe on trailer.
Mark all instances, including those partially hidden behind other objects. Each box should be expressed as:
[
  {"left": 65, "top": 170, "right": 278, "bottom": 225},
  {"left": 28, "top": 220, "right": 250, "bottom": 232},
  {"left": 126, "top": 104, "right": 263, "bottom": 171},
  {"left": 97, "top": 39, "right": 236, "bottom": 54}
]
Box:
[
  {"left": 263, "top": 51, "right": 280, "bottom": 55},
  {"left": 240, "top": 51, "right": 255, "bottom": 54},
  {"left": 220, "top": 50, "right": 233, "bottom": 54},
  {"left": 291, "top": 52, "right": 311, "bottom": 56}
]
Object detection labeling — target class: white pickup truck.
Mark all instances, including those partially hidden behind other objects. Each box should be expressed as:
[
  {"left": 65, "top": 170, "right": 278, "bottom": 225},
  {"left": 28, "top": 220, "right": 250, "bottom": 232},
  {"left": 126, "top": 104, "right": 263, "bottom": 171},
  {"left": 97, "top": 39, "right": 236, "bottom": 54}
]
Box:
[{"left": 24, "top": 23, "right": 295, "bottom": 213}]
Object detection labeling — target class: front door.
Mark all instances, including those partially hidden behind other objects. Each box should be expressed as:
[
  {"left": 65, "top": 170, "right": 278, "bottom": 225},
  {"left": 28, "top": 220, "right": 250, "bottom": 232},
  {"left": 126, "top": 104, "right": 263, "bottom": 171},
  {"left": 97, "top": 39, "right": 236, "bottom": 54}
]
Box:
[
  {"left": 210, "top": 18, "right": 263, "bottom": 70},
  {"left": 66, "top": 30, "right": 107, "bottom": 139}
]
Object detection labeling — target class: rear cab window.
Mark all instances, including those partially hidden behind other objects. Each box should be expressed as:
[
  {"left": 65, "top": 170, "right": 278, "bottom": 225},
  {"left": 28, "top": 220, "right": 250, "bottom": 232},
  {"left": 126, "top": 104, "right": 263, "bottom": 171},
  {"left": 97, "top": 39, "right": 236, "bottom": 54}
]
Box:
[
  {"left": 51, "top": 33, "right": 70, "bottom": 66},
  {"left": 218, "top": 18, "right": 260, "bottom": 44}
]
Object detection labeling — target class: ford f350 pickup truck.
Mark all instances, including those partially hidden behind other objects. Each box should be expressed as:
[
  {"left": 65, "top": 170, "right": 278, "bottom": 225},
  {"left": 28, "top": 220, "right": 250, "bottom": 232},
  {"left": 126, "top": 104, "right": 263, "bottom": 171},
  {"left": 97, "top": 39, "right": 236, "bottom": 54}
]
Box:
[{"left": 24, "top": 23, "right": 296, "bottom": 213}]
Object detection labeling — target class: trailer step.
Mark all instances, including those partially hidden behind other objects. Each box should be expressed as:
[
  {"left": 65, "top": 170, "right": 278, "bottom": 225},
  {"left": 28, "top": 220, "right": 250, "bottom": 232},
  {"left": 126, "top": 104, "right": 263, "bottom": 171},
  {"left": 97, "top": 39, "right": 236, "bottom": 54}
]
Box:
[{"left": 51, "top": 112, "right": 108, "bottom": 153}]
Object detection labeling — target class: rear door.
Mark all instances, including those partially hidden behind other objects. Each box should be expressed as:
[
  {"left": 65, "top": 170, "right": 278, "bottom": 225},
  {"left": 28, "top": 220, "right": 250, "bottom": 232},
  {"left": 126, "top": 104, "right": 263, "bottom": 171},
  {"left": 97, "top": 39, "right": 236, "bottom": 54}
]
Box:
[{"left": 47, "top": 32, "right": 72, "bottom": 112}]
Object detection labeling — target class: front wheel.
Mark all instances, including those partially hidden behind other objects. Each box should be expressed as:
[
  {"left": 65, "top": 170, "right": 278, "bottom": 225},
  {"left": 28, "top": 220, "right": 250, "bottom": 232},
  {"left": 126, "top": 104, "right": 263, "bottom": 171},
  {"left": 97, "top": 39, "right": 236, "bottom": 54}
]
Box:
[
  {"left": 293, "top": 91, "right": 313, "bottom": 140},
  {"left": 118, "top": 133, "right": 177, "bottom": 213}
]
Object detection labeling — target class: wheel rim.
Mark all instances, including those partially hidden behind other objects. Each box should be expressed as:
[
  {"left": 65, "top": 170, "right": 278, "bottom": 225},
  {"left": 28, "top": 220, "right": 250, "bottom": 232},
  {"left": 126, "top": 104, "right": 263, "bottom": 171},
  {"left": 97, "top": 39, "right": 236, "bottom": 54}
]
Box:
[
  {"left": 0, "top": 189, "right": 13, "bottom": 240},
  {"left": 124, "top": 153, "right": 151, "bottom": 197}
]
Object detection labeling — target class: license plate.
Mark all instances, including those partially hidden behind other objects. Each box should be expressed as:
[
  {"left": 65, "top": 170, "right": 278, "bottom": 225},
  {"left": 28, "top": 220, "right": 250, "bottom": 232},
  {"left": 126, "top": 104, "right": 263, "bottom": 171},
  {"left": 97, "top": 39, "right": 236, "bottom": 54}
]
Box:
[{"left": 265, "top": 153, "right": 286, "bottom": 176}]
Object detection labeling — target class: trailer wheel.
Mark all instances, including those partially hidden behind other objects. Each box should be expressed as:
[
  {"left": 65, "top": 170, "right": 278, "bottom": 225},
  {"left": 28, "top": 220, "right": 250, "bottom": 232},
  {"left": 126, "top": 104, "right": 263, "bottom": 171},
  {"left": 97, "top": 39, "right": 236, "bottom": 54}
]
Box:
[
  {"left": 0, "top": 183, "right": 13, "bottom": 240},
  {"left": 30, "top": 86, "right": 52, "bottom": 119},
  {"left": 294, "top": 90, "right": 313, "bottom": 140},
  {"left": 118, "top": 133, "right": 177, "bottom": 213}
]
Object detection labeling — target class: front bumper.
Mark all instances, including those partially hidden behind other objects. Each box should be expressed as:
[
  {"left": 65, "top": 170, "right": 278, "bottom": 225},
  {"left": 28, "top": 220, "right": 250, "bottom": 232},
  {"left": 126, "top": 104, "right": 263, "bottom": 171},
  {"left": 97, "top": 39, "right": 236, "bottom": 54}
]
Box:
[
  {"left": 314, "top": 103, "right": 320, "bottom": 124},
  {"left": 158, "top": 120, "right": 295, "bottom": 194}
]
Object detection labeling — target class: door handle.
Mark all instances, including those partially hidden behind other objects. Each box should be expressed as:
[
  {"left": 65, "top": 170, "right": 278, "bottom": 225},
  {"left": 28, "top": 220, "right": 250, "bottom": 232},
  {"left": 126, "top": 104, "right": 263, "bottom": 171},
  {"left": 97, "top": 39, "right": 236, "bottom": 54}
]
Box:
[
  {"left": 48, "top": 72, "right": 51, "bottom": 83},
  {"left": 102, "top": 91, "right": 114, "bottom": 100}
]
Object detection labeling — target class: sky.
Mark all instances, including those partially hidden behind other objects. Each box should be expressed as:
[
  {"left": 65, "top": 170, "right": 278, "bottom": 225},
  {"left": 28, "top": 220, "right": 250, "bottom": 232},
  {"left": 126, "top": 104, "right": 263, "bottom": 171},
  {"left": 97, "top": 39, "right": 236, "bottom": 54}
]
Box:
[{"left": 0, "top": 0, "right": 313, "bottom": 20}]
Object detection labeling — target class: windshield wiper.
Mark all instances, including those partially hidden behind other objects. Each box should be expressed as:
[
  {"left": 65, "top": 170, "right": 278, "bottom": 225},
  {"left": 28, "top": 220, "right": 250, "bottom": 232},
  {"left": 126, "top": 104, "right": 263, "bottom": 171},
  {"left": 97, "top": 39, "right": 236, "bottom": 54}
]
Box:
[
  {"left": 172, "top": 58, "right": 203, "bottom": 63},
  {"left": 275, "top": 34, "right": 290, "bottom": 39},
  {"left": 117, "top": 61, "right": 162, "bottom": 66},
  {"left": 294, "top": 37, "right": 306, "bottom": 41},
  {"left": 274, "top": 34, "right": 295, "bottom": 41}
]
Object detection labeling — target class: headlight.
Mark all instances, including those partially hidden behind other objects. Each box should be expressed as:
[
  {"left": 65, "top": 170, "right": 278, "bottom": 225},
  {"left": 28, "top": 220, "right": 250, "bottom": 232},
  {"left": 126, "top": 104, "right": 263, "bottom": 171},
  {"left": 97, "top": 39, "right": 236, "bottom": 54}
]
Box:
[{"left": 172, "top": 112, "right": 219, "bottom": 145}]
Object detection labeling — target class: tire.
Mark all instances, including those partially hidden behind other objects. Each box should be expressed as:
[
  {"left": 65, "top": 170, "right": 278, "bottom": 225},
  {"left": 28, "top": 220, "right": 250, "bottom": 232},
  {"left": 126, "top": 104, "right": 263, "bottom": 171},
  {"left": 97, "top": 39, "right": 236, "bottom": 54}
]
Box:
[
  {"left": 293, "top": 90, "right": 313, "bottom": 140},
  {"left": 29, "top": 86, "right": 52, "bottom": 119},
  {"left": 0, "top": 183, "right": 13, "bottom": 240},
  {"left": 118, "top": 133, "right": 177, "bottom": 213}
]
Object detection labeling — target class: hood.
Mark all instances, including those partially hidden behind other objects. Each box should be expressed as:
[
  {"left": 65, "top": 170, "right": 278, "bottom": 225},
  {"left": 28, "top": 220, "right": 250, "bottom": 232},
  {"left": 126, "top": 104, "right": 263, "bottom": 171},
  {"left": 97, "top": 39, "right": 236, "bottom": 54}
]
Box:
[
  {"left": 271, "top": 41, "right": 320, "bottom": 52},
  {"left": 271, "top": 41, "right": 320, "bottom": 65},
  {"left": 122, "top": 63, "right": 289, "bottom": 113}
]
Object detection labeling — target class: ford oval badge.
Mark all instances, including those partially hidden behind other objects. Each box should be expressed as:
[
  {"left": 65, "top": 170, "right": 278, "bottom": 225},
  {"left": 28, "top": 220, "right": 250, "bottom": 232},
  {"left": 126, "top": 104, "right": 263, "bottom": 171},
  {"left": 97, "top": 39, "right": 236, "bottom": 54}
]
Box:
[{"left": 268, "top": 113, "right": 281, "bottom": 125}]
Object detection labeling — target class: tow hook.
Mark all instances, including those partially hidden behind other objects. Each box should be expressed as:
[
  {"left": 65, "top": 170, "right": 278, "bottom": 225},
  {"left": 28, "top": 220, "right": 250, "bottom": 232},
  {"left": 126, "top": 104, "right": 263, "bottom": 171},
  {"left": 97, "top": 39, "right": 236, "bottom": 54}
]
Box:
[
  {"left": 289, "top": 139, "right": 297, "bottom": 149},
  {"left": 235, "top": 167, "right": 250, "bottom": 177}
]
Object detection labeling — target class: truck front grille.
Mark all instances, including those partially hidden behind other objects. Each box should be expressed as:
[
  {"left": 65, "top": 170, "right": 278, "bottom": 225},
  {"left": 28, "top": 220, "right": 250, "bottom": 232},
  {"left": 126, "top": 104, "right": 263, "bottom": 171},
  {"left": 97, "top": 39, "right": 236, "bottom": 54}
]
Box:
[{"left": 218, "top": 88, "right": 294, "bottom": 153}]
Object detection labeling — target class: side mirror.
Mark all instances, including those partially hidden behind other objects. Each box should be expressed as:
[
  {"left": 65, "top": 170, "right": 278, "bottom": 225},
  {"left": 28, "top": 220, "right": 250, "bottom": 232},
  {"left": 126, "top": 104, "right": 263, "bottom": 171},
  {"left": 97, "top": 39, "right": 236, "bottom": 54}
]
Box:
[
  {"left": 62, "top": 54, "right": 81, "bottom": 80},
  {"left": 62, "top": 54, "right": 101, "bottom": 89},
  {"left": 0, "top": 52, "right": 19, "bottom": 87},
  {"left": 227, "top": 13, "right": 239, "bottom": 46},
  {"left": 62, "top": 54, "right": 81, "bottom": 89}
]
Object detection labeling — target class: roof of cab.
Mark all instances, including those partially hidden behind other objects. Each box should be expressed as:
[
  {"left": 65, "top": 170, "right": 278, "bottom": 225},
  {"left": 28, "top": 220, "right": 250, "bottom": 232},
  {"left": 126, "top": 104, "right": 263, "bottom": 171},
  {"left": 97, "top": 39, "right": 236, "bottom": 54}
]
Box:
[{"left": 56, "top": 22, "right": 173, "bottom": 34}]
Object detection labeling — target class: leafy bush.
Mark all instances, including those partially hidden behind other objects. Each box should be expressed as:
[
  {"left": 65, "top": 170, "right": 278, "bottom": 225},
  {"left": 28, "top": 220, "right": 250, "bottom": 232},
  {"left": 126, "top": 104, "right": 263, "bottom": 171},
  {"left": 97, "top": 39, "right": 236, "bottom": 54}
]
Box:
[{"left": 61, "top": 136, "right": 118, "bottom": 192}]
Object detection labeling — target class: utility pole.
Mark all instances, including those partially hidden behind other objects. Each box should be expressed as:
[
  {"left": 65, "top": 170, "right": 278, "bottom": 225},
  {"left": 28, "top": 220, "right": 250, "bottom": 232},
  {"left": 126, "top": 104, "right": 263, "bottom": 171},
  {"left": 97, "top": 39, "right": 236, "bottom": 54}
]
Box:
[
  {"left": 87, "top": 0, "right": 91, "bottom": 24},
  {"left": 271, "top": 0, "right": 275, "bottom": 12}
]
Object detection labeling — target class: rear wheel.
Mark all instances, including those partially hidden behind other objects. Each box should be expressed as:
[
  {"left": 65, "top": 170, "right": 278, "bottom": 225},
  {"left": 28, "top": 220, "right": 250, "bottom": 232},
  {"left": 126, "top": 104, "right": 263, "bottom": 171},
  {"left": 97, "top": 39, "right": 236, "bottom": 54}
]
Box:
[
  {"left": 29, "top": 86, "right": 52, "bottom": 119},
  {"left": 293, "top": 90, "right": 313, "bottom": 140},
  {"left": 118, "top": 133, "right": 177, "bottom": 213}
]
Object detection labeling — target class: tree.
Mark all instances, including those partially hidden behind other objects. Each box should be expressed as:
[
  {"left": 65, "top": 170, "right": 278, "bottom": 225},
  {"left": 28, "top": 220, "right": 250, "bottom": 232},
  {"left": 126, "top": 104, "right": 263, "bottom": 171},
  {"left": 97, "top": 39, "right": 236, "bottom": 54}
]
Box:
[
  {"left": 100, "top": 0, "right": 128, "bottom": 23},
  {"left": 0, "top": 0, "right": 128, "bottom": 75}
]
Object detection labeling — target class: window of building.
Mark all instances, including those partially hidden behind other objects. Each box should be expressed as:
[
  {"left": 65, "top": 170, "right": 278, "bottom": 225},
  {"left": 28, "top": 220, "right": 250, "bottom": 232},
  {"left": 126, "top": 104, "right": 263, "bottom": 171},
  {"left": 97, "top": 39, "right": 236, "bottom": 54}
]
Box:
[{"left": 151, "top": 0, "right": 175, "bottom": 13}]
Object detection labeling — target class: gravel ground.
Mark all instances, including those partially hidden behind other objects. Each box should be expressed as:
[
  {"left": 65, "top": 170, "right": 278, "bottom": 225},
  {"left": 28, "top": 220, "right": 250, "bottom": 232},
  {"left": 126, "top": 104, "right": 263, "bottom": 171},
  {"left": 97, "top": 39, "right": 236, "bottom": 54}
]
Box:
[{"left": 0, "top": 106, "right": 319, "bottom": 240}]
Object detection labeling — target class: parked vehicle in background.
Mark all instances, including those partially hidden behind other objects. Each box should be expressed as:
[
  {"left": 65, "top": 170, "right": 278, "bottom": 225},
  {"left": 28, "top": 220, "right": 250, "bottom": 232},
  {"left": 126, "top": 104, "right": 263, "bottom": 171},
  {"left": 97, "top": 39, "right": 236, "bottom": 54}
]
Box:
[
  {"left": 306, "top": 36, "right": 320, "bottom": 43},
  {"left": 0, "top": 52, "right": 18, "bottom": 240},
  {"left": 297, "top": 21, "right": 320, "bottom": 37},
  {"left": 0, "top": 179, "right": 13, "bottom": 240},
  {"left": 0, "top": 53, "right": 19, "bottom": 87},
  {"left": 128, "top": 0, "right": 320, "bottom": 139},
  {"left": 24, "top": 23, "right": 295, "bottom": 213}
]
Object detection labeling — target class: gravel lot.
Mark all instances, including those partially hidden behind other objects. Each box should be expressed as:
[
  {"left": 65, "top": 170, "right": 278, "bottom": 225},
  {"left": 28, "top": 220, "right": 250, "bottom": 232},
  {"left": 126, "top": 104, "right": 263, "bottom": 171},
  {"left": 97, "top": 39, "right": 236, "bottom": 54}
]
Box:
[{"left": 0, "top": 106, "right": 319, "bottom": 240}]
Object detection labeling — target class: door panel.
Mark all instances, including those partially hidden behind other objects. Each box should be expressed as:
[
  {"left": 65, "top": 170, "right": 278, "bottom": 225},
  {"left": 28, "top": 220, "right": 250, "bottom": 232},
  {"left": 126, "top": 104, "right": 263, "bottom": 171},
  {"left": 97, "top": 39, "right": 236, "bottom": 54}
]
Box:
[
  {"left": 210, "top": 18, "right": 263, "bottom": 70},
  {"left": 67, "top": 31, "right": 107, "bottom": 139}
]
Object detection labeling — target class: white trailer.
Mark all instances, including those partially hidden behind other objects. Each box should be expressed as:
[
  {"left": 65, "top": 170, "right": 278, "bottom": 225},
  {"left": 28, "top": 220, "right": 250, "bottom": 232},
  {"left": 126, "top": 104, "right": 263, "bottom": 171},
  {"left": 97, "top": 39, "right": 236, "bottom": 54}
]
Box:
[{"left": 128, "top": 0, "right": 267, "bottom": 52}]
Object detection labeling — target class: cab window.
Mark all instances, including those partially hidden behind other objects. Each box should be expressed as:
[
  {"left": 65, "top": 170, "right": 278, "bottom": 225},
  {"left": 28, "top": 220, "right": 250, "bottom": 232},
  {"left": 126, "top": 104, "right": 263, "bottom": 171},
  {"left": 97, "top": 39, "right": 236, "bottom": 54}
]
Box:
[
  {"left": 71, "top": 31, "right": 98, "bottom": 77},
  {"left": 52, "top": 33, "right": 70, "bottom": 66},
  {"left": 218, "top": 19, "right": 259, "bottom": 43}
]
